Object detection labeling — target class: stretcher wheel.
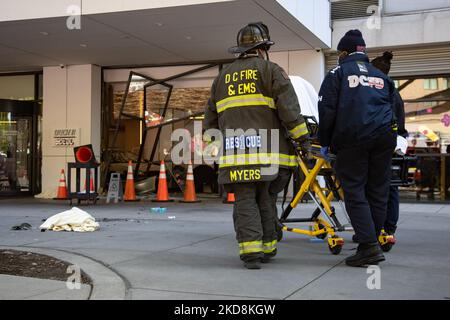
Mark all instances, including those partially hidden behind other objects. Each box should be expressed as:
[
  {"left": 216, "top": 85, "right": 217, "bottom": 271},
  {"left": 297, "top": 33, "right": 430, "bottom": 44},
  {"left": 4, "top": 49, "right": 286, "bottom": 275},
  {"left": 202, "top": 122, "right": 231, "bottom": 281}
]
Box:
[
  {"left": 380, "top": 243, "right": 394, "bottom": 252},
  {"left": 328, "top": 236, "right": 344, "bottom": 255},
  {"left": 378, "top": 231, "right": 396, "bottom": 252},
  {"left": 328, "top": 244, "right": 342, "bottom": 255}
]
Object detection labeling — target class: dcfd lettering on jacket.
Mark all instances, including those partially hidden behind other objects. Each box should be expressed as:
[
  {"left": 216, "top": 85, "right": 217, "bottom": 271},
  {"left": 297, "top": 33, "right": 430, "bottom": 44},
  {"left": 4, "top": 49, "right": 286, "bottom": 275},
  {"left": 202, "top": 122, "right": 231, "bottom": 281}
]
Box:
[{"left": 348, "top": 75, "right": 385, "bottom": 89}]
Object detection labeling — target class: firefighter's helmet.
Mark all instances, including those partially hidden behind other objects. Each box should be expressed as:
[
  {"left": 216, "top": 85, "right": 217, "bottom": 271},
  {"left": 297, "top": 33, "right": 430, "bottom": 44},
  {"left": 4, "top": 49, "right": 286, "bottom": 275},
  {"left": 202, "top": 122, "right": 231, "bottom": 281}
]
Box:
[{"left": 228, "top": 22, "right": 274, "bottom": 55}]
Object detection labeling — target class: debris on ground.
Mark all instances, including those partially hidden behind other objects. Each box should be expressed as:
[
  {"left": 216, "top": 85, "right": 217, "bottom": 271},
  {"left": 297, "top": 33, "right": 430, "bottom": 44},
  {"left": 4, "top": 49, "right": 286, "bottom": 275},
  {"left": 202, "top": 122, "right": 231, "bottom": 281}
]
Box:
[
  {"left": 11, "top": 223, "right": 32, "bottom": 231},
  {"left": 40, "top": 207, "right": 100, "bottom": 232},
  {"left": 150, "top": 207, "right": 167, "bottom": 214},
  {"left": 0, "top": 249, "right": 91, "bottom": 284}
]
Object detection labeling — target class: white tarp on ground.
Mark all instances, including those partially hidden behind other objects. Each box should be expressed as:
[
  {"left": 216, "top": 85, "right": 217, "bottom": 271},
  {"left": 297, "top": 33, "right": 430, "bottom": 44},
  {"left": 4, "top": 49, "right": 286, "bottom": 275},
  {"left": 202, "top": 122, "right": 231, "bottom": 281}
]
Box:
[{"left": 40, "top": 207, "right": 100, "bottom": 232}]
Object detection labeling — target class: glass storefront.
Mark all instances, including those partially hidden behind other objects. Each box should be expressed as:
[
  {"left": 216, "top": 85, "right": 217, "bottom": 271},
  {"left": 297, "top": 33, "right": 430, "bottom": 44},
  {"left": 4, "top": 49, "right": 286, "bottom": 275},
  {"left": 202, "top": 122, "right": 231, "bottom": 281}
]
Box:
[
  {"left": 0, "top": 111, "right": 32, "bottom": 193},
  {"left": 394, "top": 76, "right": 450, "bottom": 201},
  {"left": 0, "top": 73, "right": 42, "bottom": 196}
]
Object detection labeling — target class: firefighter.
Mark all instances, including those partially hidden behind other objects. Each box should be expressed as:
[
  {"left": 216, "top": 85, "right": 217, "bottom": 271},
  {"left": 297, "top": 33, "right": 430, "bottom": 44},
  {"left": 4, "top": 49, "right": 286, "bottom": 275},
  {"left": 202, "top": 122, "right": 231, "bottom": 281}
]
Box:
[
  {"left": 371, "top": 51, "right": 408, "bottom": 241},
  {"left": 318, "top": 30, "right": 397, "bottom": 267},
  {"left": 203, "top": 22, "right": 309, "bottom": 269}
]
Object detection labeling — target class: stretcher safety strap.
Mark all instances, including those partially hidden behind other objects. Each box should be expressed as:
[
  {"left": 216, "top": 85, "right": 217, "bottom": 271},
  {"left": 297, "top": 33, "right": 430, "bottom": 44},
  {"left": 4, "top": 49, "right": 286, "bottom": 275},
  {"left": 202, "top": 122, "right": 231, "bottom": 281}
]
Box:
[
  {"left": 216, "top": 94, "right": 275, "bottom": 113},
  {"left": 289, "top": 122, "right": 308, "bottom": 139},
  {"left": 239, "top": 240, "right": 263, "bottom": 255},
  {"left": 219, "top": 153, "right": 297, "bottom": 168}
]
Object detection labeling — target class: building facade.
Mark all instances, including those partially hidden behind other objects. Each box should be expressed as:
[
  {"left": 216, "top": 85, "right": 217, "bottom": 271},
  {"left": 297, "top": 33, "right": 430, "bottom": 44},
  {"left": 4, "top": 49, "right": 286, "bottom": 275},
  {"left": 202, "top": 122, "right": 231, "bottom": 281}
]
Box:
[{"left": 0, "top": 0, "right": 449, "bottom": 200}]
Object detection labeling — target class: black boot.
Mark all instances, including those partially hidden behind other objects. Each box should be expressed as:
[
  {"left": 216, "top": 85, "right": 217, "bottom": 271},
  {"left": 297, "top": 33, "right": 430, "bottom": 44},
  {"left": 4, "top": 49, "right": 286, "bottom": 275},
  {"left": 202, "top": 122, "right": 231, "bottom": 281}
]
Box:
[{"left": 345, "top": 242, "right": 385, "bottom": 267}]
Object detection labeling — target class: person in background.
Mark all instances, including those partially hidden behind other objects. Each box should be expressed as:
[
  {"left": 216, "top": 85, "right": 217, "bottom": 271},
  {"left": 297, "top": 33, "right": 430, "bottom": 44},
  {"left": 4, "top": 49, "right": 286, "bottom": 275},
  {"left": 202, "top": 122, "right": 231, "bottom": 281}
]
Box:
[
  {"left": 318, "top": 30, "right": 397, "bottom": 267},
  {"left": 371, "top": 51, "right": 408, "bottom": 244}
]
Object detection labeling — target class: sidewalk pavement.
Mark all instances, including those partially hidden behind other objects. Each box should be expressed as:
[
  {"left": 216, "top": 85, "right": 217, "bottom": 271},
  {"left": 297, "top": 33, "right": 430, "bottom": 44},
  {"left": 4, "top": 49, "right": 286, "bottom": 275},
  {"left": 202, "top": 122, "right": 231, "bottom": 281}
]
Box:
[
  {"left": 0, "top": 274, "right": 90, "bottom": 300},
  {"left": 0, "top": 198, "right": 449, "bottom": 300}
]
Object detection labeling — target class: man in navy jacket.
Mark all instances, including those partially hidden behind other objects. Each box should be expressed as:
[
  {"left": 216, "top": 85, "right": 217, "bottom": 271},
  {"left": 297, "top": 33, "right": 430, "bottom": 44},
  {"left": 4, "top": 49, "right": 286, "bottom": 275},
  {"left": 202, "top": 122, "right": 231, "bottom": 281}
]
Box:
[{"left": 318, "top": 30, "right": 397, "bottom": 267}]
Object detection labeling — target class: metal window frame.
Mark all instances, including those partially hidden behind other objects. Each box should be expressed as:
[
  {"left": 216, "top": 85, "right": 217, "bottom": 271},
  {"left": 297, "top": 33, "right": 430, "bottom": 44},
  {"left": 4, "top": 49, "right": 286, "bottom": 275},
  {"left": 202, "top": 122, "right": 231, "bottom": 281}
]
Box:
[{"left": 101, "top": 60, "right": 235, "bottom": 190}]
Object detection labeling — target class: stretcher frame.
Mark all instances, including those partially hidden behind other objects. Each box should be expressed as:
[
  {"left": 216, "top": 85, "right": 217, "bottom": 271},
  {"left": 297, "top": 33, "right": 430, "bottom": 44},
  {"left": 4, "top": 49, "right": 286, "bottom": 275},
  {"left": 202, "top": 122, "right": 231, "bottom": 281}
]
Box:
[
  {"left": 277, "top": 116, "right": 413, "bottom": 254},
  {"left": 277, "top": 144, "right": 352, "bottom": 255}
]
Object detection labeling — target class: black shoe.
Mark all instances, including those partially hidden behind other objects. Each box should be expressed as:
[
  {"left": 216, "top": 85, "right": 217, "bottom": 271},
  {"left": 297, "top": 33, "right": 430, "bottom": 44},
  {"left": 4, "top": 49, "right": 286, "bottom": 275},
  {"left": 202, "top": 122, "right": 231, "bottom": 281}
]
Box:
[
  {"left": 244, "top": 260, "right": 261, "bottom": 269},
  {"left": 345, "top": 242, "right": 385, "bottom": 267}
]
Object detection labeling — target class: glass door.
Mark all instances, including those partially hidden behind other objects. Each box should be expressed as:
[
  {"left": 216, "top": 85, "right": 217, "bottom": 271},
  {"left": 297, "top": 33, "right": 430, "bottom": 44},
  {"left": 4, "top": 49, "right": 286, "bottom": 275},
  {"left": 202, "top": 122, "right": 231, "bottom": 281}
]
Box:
[{"left": 0, "top": 112, "right": 32, "bottom": 194}]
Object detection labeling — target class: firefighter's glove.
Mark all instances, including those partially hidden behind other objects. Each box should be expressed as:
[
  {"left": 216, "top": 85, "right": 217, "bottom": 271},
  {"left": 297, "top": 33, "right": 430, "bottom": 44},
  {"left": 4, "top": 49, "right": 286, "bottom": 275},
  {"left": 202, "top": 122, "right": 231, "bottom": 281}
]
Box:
[
  {"left": 320, "top": 146, "right": 331, "bottom": 162},
  {"left": 294, "top": 135, "right": 311, "bottom": 154}
]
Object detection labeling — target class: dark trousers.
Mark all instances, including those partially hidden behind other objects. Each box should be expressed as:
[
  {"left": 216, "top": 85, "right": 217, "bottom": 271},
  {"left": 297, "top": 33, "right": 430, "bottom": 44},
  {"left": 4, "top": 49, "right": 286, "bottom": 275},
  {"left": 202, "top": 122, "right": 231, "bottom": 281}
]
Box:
[
  {"left": 385, "top": 185, "right": 399, "bottom": 234},
  {"left": 334, "top": 132, "right": 396, "bottom": 243},
  {"left": 224, "top": 182, "right": 276, "bottom": 262}
]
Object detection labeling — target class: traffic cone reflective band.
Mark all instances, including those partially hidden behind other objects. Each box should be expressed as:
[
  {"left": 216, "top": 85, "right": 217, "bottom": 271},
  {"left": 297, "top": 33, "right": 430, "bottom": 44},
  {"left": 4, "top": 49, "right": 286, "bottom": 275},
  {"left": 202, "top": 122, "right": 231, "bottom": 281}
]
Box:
[
  {"left": 223, "top": 192, "right": 235, "bottom": 204},
  {"left": 180, "top": 162, "right": 200, "bottom": 203},
  {"left": 152, "top": 160, "right": 173, "bottom": 202},
  {"left": 124, "top": 160, "right": 139, "bottom": 202},
  {"left": 54, "top": 169, "right": 68, "bottom": 200}
]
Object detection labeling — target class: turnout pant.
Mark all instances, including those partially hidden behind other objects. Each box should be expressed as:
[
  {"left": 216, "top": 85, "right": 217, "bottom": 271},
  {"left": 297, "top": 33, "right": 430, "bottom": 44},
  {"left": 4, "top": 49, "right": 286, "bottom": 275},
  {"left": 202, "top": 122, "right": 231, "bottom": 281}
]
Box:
[
  {"left": 385, "top": 185, "right": 399, "bottom": 234},
  {"left": 225, "top": 182, "right": 277, "bottom": 262},
  {"left": 269, "top": 168, "right": 292, "bottom": 235},
  {"left": 334, "top": 132, "right": 396, "bottom": 243}
]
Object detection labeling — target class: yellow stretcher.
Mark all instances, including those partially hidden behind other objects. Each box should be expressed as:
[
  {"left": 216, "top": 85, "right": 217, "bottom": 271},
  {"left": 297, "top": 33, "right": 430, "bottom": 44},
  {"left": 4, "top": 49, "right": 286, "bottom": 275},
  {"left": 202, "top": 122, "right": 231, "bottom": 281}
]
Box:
[
  {"left": 277, "top": 143, "right": 352, "bottom": 255},
  {"left": 277, "top": 116, "right": 396, "bottom": 254}
]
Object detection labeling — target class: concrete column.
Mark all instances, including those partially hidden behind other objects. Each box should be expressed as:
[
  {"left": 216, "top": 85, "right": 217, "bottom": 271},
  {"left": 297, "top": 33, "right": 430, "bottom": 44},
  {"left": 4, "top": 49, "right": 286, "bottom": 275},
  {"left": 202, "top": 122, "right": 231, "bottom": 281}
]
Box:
[
  {"left": 271, "top": 49, "right": 326, "bottom": 92},
  {"left": 287, "top": 50, "right": 325, "bottom": 92},
  {"left": 39, "top": 64, "right": 101, "bottom": 198}
]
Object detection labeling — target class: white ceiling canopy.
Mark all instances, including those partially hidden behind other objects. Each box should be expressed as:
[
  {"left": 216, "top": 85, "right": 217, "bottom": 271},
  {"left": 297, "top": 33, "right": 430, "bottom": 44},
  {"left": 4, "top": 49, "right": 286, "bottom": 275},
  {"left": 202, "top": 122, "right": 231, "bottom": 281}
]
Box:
[{"left": 0, "top": 0, "right": 329, "bottom": 71}]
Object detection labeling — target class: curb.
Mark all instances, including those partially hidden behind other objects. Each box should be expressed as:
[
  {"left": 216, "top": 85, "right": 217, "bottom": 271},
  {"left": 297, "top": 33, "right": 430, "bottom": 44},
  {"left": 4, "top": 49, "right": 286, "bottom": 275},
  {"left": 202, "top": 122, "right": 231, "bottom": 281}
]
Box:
[{"left": 0, "top": 246, "right": 127, "bottom": 300}]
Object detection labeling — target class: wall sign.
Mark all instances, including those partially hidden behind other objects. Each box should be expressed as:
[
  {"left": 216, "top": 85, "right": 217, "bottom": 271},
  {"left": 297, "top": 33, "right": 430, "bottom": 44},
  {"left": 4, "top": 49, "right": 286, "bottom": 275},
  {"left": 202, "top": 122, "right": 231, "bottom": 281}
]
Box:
[{"left": 53, "top": 128, "right": 80, "bottom": 147}]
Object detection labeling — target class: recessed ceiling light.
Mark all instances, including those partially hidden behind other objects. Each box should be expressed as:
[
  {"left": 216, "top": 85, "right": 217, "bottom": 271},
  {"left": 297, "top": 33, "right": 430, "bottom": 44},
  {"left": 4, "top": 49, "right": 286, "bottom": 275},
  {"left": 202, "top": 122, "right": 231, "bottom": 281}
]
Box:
[
  {"left": 155, "top": 22, "right": 164, "bottom": 27},
  {"left": 185, "top": 36, "right": 192, "bottom": 40},
  {"left": 39, "top": 31, "right": 49, "bottom": 36},
  {"left": 79, "top": 43, "right": 88, "bottom": 48}
]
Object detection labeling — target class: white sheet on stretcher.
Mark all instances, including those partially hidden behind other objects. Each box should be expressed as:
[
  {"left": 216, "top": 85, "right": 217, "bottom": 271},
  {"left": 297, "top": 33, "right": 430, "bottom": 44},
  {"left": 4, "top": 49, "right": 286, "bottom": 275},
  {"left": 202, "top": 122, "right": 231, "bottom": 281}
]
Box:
[{"left": 289, "top": 76, "right": 319, "bottom": 122}]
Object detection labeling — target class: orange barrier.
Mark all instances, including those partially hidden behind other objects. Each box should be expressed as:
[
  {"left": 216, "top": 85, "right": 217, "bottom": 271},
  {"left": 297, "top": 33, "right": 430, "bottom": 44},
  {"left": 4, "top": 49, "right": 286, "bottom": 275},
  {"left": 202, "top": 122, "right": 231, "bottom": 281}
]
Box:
[
  {"left": 152, "top": 161, "right": 174, "bottom": 202},
  {"left": 223, "top": 192, "right": 235, "bottom": 204},
  {"left": 54, "top": 169, "right": 68, "bottom": 200},
  {"left": 82, "top": 168, "right": 95, "bottom": 193},
  {"left": 124, "top": 160, "right": 139, "bottom": 202},
  {"left": 179, "top": 162, "right": 201, "bottom": 203}
]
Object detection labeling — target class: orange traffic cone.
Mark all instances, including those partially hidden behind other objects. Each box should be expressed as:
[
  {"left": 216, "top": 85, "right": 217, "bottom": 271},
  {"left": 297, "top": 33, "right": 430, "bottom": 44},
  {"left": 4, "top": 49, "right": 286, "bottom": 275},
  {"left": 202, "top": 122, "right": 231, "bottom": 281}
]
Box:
[
  {"left": 179, "top": 162, "right": 200, "bottom": 203},
  {"left": 89, "top": 169, "right": 95, "bottom": 193},
  {"left": 152, "top": 160, "right": 174, "bottom": 202},
  {"left": 82, "top": 169, "right": 95, "bottom": 193},
  {"left": 53, "top": 169, "right": 68, "bottom": 200},
  {"left": 124, "top": 161, "right": 139, "bottom": 202},
  {"left": 223, "top": 192, "right": 235, "bottom": 204}
]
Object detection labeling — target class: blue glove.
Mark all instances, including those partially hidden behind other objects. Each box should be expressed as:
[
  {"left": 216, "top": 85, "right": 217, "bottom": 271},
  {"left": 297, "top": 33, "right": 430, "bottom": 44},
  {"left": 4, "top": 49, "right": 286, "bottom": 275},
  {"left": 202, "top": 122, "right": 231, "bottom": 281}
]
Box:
[{"left": 320, "top": 146, "right": 331, "bottom": 162}]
